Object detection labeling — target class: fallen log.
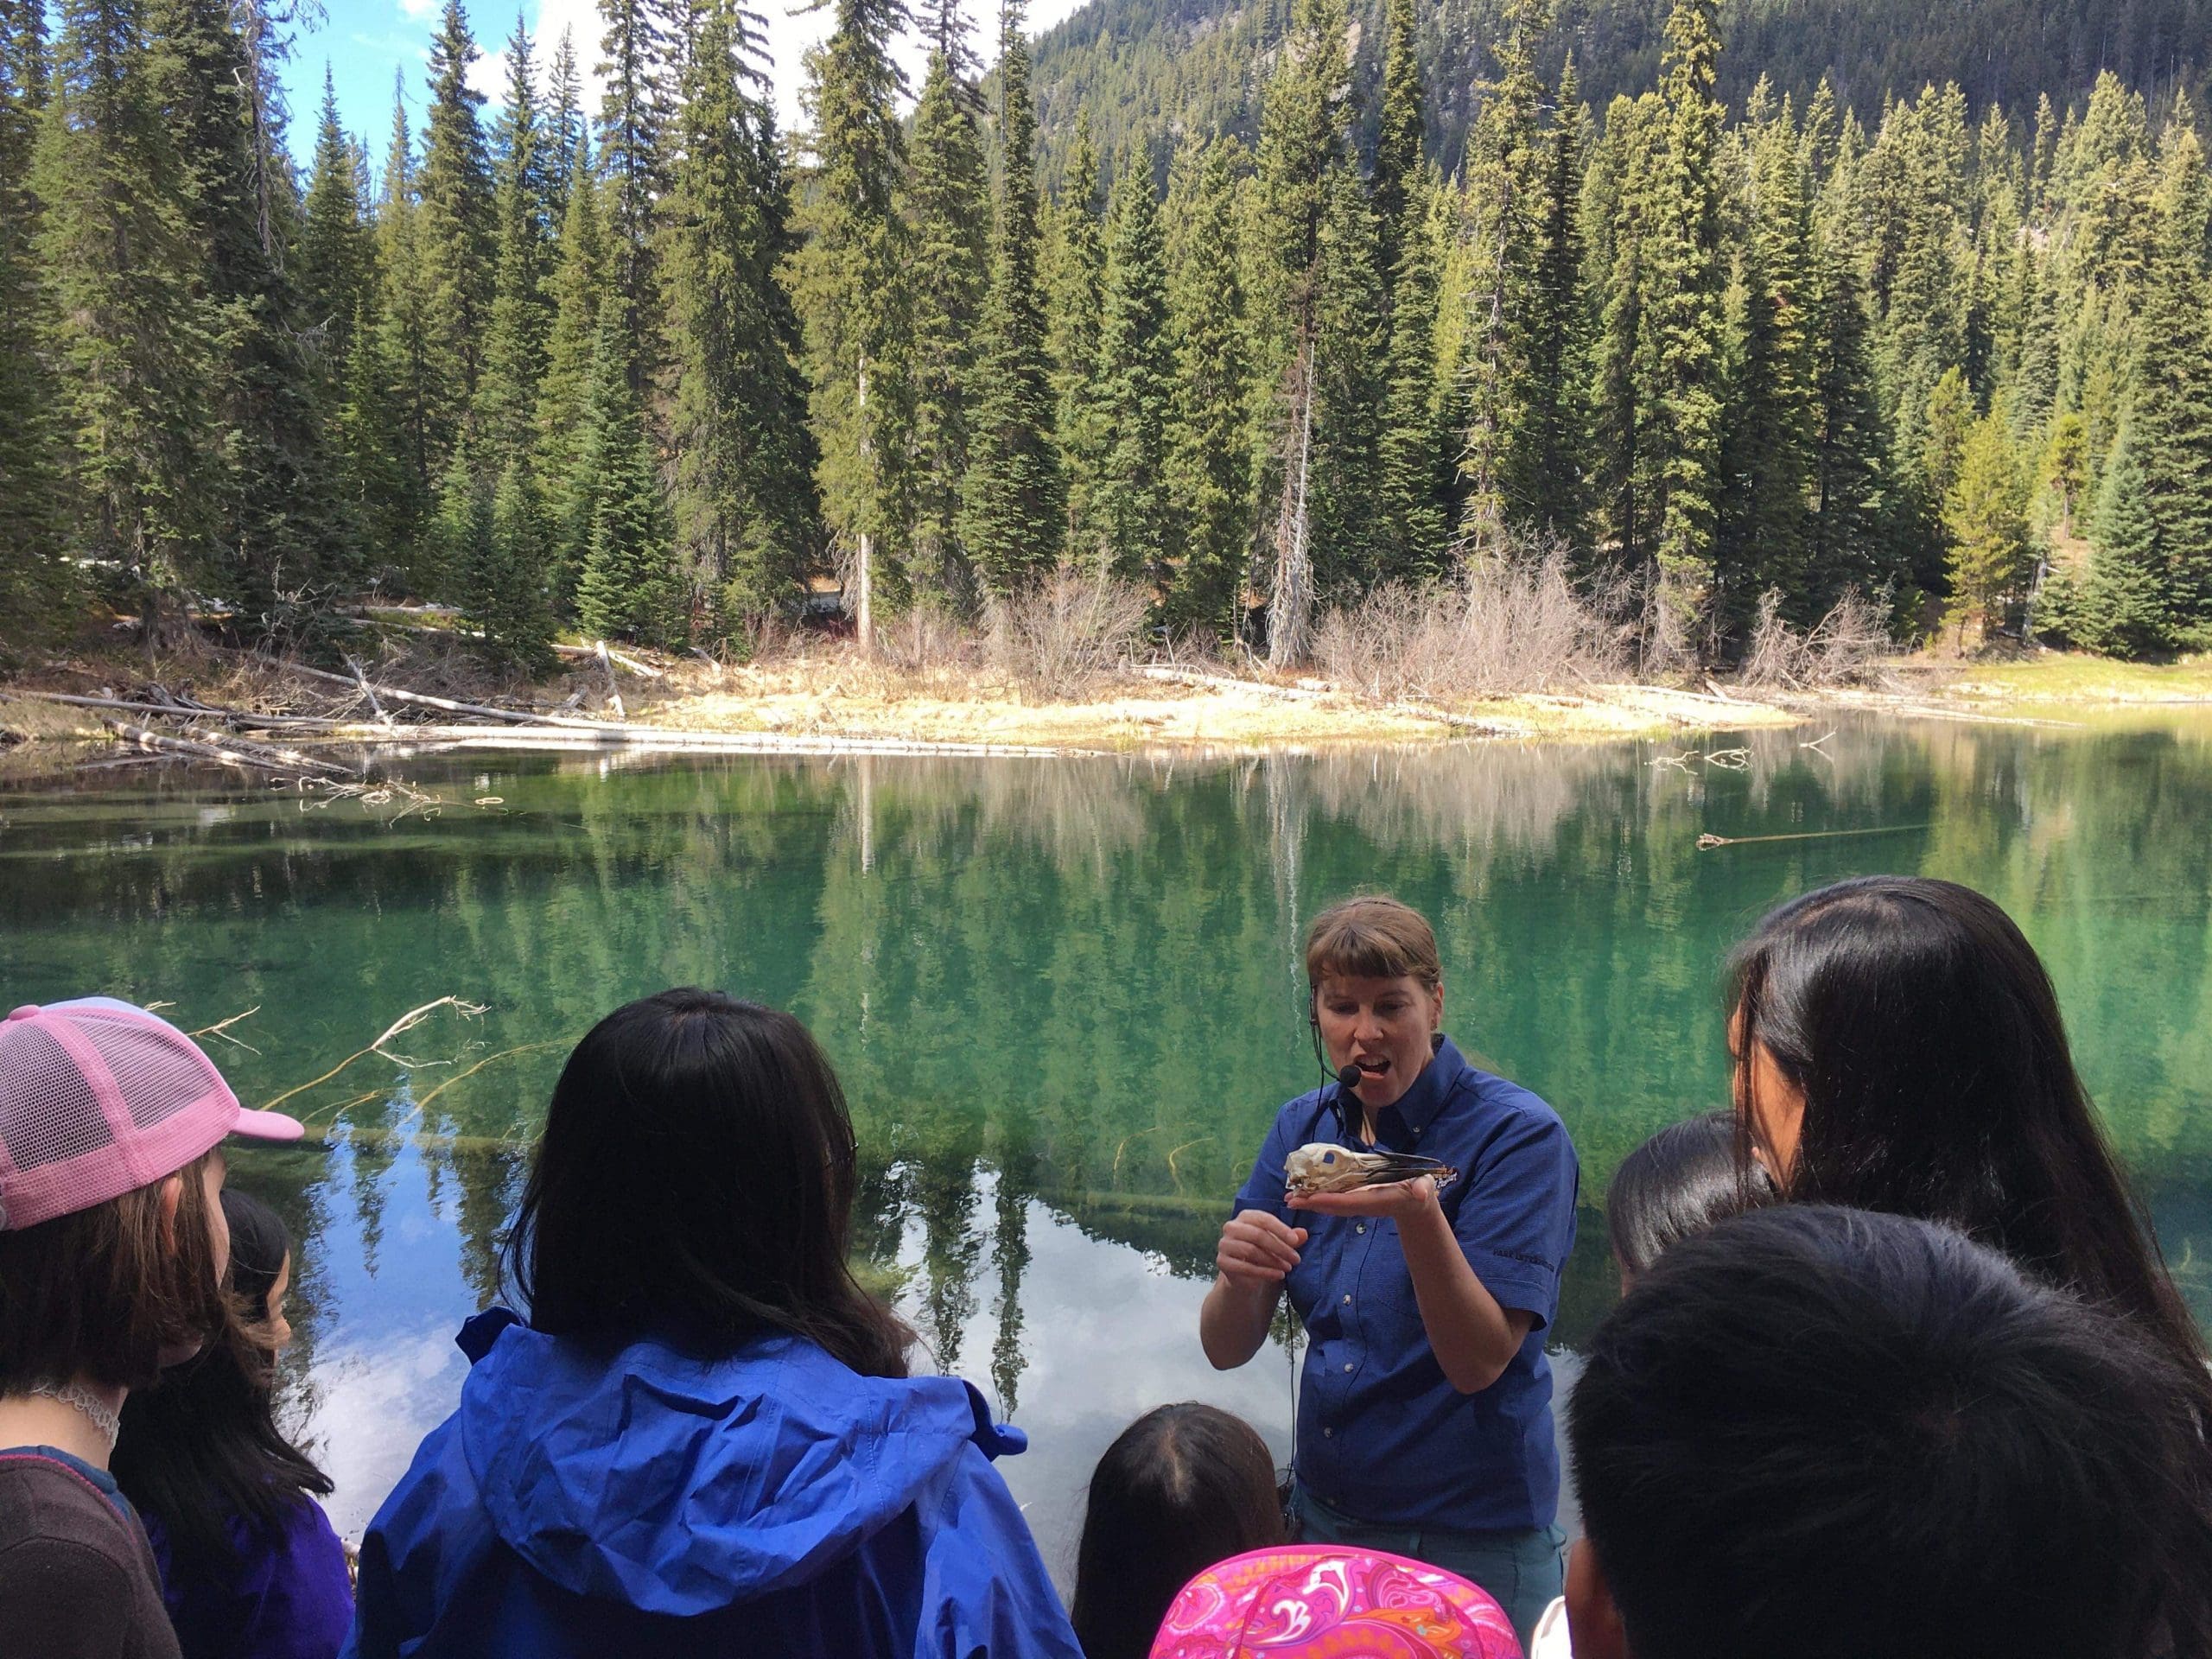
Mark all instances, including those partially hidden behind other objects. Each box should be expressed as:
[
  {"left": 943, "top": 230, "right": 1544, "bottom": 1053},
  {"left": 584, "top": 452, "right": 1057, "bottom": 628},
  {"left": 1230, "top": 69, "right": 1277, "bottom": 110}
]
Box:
[
  {"left": 325, "top": 723, "right": 1080, "bottom": 759},
  {"left": 20, "top": 690, "right": 346, "bottom": 729},
  {"left": 274, "top": 660, "right": 607, "bottom": 728},
  {"left": 100, "top": 718, "right": 358, "bottom": 777},
  {"left": 552, "top": 641, "right": 664, "bottom": 680}
]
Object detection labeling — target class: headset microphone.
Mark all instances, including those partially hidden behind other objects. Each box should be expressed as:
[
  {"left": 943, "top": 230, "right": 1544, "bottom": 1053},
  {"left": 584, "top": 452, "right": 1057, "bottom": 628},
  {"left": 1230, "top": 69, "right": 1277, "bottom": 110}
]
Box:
[{"left": 1331, "top": 1062, "right": 1366, "bottom": 1141}]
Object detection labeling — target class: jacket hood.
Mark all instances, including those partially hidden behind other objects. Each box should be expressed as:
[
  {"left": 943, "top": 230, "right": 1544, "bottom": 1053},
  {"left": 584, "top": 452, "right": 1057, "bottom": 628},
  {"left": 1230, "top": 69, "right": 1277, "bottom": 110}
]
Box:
[{"left": 451, "top": 1308, "right": 1025, "bottom": 1618}]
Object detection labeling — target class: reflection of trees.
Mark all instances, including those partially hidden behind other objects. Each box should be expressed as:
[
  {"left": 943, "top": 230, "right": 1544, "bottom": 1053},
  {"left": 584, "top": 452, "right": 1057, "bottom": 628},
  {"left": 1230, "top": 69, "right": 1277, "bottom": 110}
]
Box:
[{"left": 9, "top": 720, "right": 2212, "bottom": 1421}]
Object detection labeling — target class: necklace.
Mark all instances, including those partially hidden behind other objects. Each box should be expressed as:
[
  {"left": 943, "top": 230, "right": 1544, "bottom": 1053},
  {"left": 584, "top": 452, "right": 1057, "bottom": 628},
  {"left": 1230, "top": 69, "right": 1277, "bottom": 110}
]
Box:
[{"left": 26, "top": 1381, "right": 123, "bottom": 1453}]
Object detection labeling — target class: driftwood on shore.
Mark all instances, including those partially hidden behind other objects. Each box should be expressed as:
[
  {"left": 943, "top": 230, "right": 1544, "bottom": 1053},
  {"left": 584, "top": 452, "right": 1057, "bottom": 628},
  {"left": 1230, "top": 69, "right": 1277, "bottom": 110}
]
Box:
[{"left": 100, "top": 717, "right": 359, "bottom": 777}]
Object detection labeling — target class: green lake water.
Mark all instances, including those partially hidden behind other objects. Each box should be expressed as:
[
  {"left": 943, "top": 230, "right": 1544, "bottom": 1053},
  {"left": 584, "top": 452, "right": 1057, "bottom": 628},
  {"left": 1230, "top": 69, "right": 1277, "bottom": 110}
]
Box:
[{"left": 5, "top": 716, "right": 2212, "bottom": 1571}]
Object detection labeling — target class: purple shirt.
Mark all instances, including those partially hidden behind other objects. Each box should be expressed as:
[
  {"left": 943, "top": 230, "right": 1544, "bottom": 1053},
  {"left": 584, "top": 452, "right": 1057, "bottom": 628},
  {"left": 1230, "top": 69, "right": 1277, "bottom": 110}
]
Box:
[{"left": 144, "top": 1496, "right": 353, "bottom": 1659}]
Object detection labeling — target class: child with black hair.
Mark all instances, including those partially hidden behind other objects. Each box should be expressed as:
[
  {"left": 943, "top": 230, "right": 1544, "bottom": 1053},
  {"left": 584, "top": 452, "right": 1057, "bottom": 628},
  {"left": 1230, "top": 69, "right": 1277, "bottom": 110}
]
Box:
[
  {"left": 1564, "top": 1205, "right": 2212, "bottom": 1659},
  {"left": 1529, "top": 1113, "right": 1774, "bottom": 1656},
  {"left": 114, "top": 1190, "right": 353, "bottom": 1659},
  {"left": 1070, "top": 1403, "right": 1287, "bottom": 1659}
]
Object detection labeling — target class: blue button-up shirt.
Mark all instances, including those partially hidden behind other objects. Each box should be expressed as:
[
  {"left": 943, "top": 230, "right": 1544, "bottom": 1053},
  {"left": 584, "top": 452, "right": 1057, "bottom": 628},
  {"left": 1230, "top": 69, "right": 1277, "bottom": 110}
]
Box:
[{"left": 1232, "top": 1036, "right": 1580, "bottom": 1533}]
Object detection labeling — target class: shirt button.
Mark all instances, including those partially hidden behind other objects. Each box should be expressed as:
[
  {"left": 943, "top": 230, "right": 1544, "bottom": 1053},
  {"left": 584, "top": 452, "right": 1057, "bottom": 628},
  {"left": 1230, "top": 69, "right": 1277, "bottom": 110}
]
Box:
[
  {"left": 1355, "top": 1223, "right": 1367, "bottom": 1235},
  {"left": 1342, "top": 1294, "right": 1352, "bottom": 1304},
  {"left": 1324, "top": 1427, "right": 1334, "bottom": 1438},
  {"left": 1343, "top": 1362, "right": 1354, "bottom": 1372}
]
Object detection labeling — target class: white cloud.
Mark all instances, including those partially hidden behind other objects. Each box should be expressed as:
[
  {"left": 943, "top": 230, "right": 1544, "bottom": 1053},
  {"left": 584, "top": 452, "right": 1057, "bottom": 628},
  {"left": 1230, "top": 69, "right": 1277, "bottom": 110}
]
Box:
[{"left": 397, "top": 0, "right": 438, "bottom": 20}]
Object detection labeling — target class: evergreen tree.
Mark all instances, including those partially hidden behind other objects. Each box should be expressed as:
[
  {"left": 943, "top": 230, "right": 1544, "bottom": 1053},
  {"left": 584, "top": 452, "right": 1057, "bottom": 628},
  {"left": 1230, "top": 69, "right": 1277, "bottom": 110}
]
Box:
[
  {"left": 537, "top": 137, "right": 604, "bottom": 609},
  {"left": 2077, "top": 427, "right": 2171, "bottom": 655},
  {"left": 663, "top": 0, "right": 820, "bottom": 624},
  {"left": 595, "top": 0, "right": 673, "bottom": 340},
  {"left": 150, "top": 0, "right": 346, "bottom": 616},
  {"left": 1306, "top": 164, "right": 1386, "bottom": 600},
  {"left": 469, "top": 454, "right": 557, "bottom": 668},
  {"left": 375, "top": 76, "right": 439, "bottom": 578},
  {"left": 1094, "top": 150, "right": 1173, "bottom": 585},
  {"left": 902, "top": 39, "right": 991, "bottom": 607},
  {"left": 1512, "top": 53, "right": 1591, "bottom": 550},
  {"left": 1459, "top": 0, "right": 1551, "bottom": 555},
  {"left": 1941, "top": 410, "right": 2033, "bottom": 642},
  {"left": 1714, "top": 99, "right": 1815, "bottom": 630},
  {"left": 1160, "top": 133, "right": 1251, "bottom": 635},
  {"left": 337, "top": 296, "right": 408, "bottom": 568},
  {"left": 574, "top": 308, "right": 683, "bottom": 642},
  {"left": 1636, "top": 0, "right": 1729, "bottom": 620},
  {"left": 544, "top": 25, "right": 584, "bottom": 224},
  {"left": 1369, "top": 0, "right": 1421, "bottom": 285},
  {"left": 2130, "top": 100, "right": 2212, "bottom": 629},
  {"left": 474, "top": 12, "right": 551, "bottom": 461},
  {"left": 1247, "top": 0, "right": 1354, "bottom": 664},
  {"left": 417, "top": 0, "right": 496, "bottom": 441},
  {"left": 787, "top": 0, "right": 910, "bottom": 644},
  {"left": 1586, "top": 90, "right": 1663, "bottom": 567},
  {"left": 1802, "top": 218, "right": 1894, "bottom": 607},
  {"left": 1044, "top": 116, "right": 1106, "bottom": 563},
  {"left": 957, "top": 0, "right": 1063, "bottom": 593},
  {"left": 298, "top": 67, "right": 374, "bottom": 365},
  {"left": 1373, "top": 172, "right": 1453, "bottom": 582},
  {"left": 435, "top": 435, "right": 491, "bottom": 607},
  {"left": 0, "top": 0, "right": 76, "bottom": 647},
  {"left": 35, "top": 0, "right": 216, "bottom": 625}
]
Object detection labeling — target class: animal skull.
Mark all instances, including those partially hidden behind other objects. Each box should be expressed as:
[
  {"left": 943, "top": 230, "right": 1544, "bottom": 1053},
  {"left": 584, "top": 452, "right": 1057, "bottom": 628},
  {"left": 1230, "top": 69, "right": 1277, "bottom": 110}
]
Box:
[{"left": 1283, "top": 1141, "right": 1460, "bottom": 1198}]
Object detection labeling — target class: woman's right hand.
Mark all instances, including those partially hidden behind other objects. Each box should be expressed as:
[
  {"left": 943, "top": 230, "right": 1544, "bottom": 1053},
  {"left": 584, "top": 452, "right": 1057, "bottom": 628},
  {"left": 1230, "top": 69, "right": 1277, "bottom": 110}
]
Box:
[{"left": 1216, "top": 1211, "right": 1308, "bottom": 1290}]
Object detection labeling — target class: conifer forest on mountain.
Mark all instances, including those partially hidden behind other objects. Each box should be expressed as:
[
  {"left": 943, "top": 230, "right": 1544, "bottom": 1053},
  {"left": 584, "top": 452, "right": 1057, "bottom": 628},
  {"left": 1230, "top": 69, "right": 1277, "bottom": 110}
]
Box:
[{"left": 5, "top": 0, "right": 2212, "bottom": 676}]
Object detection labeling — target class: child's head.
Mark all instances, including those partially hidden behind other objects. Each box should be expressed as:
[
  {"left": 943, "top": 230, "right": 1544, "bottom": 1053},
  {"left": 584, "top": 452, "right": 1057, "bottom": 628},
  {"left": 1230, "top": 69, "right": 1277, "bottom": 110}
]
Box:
[
  {"left": 113, "top": 1186, "right": 330, "bottom": 1574},
  {"left": 1566, "top": 1205, "right": 2212, "bottom": 1659},
  {"left": 219, "top": 1189, "right": 292, "bottom": 1347},
  {"left": 0, "top": 998, "right": 302, "bottom": 1394},
  {"left": 505, "top": 988, "right": 913, "bottom": 1377},
  {"left": 1071, "top": 1403, "right": 1286, "bottom": 1659},
  {"left": 1605, "top": 1113, "right": 1772, "bottom": 1289}
]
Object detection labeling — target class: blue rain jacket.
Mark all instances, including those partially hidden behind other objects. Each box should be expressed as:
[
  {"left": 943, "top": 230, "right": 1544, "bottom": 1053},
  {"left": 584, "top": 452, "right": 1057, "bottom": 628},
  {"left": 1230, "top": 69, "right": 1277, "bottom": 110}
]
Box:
[{"left": 342, "top": 1309, "right": 1083, "bottom": 1659}]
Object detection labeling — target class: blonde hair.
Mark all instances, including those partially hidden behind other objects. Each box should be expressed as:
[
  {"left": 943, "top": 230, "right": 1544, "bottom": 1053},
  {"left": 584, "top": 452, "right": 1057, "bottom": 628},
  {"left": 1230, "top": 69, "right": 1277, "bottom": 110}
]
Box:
[{"left": 1303, "top": 895, "right": 1443, "bottom": 993}]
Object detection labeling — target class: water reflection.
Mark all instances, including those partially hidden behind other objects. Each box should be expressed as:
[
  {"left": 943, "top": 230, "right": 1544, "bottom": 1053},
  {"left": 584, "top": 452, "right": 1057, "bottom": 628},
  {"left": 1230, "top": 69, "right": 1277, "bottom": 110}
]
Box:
[{"left": 5, "top": 716, "right": 2212, "bottom": 1568}]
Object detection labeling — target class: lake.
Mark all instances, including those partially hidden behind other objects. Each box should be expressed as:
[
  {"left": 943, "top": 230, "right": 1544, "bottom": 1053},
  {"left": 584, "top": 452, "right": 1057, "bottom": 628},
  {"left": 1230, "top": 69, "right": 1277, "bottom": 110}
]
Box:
[{"left": 6, "top": 715, "right": 2212, "bottom": 1578}]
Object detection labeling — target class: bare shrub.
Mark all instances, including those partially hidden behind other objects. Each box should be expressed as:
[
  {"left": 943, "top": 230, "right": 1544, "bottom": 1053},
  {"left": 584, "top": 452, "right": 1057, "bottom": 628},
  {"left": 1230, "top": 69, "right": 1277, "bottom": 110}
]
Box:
[
  {"left": 1312, "top": 546, "right": 1626, "bottom": 702},
  {"left": 983, "top": 566, "right": 1151, "bottom": 692},
  {"left": 1737, "top": 587, "right": 1896, "bottom": 690},
  {"left": 871, "top": 604, "right": 976, "bottom": 675}
]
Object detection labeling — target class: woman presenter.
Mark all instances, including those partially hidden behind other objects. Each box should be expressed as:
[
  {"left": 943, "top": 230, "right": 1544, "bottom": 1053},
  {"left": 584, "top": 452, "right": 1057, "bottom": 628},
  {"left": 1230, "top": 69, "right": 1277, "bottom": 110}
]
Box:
[{"left": 1200, "top": 895, "right": 1580, "bottom": 1646}]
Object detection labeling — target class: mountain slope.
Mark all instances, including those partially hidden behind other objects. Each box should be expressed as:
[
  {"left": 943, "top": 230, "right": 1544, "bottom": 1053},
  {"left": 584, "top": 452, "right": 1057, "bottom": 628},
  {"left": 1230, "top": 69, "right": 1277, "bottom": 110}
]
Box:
[{"left": 1030, "top": 0, "right": 2212, "bottom": 186}]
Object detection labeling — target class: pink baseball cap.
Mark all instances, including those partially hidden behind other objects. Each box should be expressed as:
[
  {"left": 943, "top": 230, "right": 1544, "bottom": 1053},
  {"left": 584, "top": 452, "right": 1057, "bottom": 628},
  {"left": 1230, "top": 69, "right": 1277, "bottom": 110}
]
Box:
[
  {"left": 0, "top": 997, "right": 303, "bottom": 1232},
  {"left": 1148, "top": 1546, "right": 1523, "bottom": 1659}
]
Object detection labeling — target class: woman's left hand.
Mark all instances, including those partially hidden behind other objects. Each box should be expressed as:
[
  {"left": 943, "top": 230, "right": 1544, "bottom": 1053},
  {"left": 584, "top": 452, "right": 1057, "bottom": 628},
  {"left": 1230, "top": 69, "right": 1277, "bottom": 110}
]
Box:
[{"left": 1287, "top": 1176, "right": 1441, "bottom": 1224}]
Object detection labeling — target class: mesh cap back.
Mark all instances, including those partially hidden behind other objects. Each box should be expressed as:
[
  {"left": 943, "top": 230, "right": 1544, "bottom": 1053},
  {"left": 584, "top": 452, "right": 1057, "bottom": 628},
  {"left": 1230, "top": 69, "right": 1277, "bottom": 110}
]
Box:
[{"left": 0, "top": 999, "right": 302, "bottom": 1231}]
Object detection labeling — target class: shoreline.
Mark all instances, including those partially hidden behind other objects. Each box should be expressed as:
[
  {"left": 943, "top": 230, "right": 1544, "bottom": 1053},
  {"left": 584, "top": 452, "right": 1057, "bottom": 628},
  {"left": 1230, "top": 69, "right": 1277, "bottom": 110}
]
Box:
[{"left": 4, "top": 649, "right": 2210, "bottom": 781}]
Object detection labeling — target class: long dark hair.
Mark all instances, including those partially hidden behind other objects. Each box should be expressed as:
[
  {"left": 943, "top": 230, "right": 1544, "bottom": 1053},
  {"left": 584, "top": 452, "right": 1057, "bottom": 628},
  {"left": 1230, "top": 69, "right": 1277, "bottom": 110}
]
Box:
[
  {"left": 1070, "top": 1403, "right": 1287, "bottom": 1659},
  {"left": 505, "top": 988, "right": 912, "bottom": 1378},
  {"left": 1607, "top": 1112, "right": 1776, "bottom": 1281},
  {"left": 112, "top": 1190, "right": 332, "bottom": 1576},
  {"left": 1570, "top": 1205, "right": 2212, "bottom": 1659},
  {"left": 1728, "top": 875, "right": 2212, "bottom": 1417}
]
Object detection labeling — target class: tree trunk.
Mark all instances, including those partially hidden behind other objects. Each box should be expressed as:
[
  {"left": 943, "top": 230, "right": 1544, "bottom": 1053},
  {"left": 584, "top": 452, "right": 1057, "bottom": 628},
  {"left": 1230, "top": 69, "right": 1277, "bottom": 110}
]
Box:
[{"left": 1268, "top": 337, "right": 1317, "bottom": 669}]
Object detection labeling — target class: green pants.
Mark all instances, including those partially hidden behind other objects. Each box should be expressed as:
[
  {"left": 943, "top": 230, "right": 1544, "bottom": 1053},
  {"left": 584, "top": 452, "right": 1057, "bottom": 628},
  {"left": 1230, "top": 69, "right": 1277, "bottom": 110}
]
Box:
[{"left": 1293, "top": 1483, "right": 1566, "bottom": 1650}]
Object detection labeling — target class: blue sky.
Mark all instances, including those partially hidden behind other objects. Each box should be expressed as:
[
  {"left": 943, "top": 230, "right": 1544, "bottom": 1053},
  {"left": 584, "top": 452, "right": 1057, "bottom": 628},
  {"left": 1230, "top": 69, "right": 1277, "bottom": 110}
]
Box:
[{"left": 276, "top": 0, "right": 1090, "bottom": 174}]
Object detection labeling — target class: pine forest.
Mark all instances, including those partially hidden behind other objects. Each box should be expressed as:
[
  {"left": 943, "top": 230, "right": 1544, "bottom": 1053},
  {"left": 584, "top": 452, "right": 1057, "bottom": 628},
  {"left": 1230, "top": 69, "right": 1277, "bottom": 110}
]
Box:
[{"left": 5, "top": 0, "right": 2212, "bottom": 673}]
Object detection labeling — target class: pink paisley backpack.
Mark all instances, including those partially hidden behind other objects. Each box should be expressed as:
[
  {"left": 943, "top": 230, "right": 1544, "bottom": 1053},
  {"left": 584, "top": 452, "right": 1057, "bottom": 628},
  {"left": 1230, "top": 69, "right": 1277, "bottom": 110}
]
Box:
[{"left": 1147, "top": 1545, "right": 1523, "bottom": 1659}]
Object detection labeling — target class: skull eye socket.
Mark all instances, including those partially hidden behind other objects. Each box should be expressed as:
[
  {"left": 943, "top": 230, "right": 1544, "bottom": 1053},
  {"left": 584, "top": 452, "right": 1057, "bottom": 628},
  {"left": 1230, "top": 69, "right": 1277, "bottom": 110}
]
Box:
[{"left": 1320, "top": 1152, "right": 1338, "bottom": 1165}]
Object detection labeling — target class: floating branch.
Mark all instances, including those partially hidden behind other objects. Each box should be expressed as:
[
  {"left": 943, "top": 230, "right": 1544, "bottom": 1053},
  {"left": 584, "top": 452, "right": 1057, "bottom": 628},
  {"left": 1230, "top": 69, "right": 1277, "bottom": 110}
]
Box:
[
  {"left": 1698, "top": 823, "right": 1930, "bottom": 852},
  {"left": 264, "top": 996, "right": 489, "bottom": 1116}
]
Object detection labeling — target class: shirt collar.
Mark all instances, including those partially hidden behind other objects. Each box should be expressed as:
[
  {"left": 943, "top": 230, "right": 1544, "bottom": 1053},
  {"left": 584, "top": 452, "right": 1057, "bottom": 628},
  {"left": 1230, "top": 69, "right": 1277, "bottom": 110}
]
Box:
[{"left": 1381, "top": 1033, "right": 1465, "bottom": 1137}]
